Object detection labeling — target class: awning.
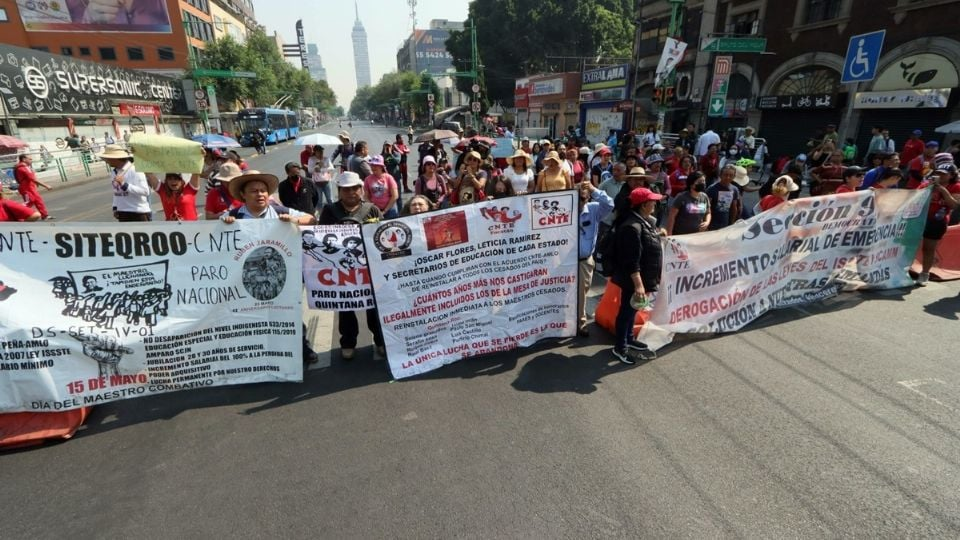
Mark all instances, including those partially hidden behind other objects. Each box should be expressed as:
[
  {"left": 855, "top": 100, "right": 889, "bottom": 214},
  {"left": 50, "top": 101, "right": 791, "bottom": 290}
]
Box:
[{"left": 935, "top": 120, "right": 960, "bottom": 133}]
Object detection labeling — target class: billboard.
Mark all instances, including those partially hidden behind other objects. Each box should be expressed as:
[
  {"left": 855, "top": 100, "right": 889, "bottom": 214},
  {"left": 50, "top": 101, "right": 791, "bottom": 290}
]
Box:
[
  {"left": 415, "top": 29, "right": 454, "bottom": 75},
  {"left": 0, "top": 44, "right": 187, "bottom": 116},
  {"left": 16, "top": 0, "right": 172, "bottom": 32}
]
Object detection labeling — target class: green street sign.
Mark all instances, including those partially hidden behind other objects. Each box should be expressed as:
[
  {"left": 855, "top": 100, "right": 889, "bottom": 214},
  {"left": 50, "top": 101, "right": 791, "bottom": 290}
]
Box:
[
  {"left": 700, "top": 37, "right": 767, "bottom": 53},
  {"left": 708, "top": 96, "right": 726, "bottom": 117},
  {"left": 193, "top": 69, "right": 257, "bottom": 79}
]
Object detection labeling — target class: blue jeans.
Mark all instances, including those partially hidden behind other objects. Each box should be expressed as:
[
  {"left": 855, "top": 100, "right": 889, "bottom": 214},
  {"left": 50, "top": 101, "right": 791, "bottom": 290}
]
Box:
[
  {"left": 316, "top": 182, "right": 333, "bottom": 206},
  {"left": 614, "top": 284, "right": 637, "bottom": 351},
  {"left": 384, "top": 207, "right": 399, "bottom": 219}
]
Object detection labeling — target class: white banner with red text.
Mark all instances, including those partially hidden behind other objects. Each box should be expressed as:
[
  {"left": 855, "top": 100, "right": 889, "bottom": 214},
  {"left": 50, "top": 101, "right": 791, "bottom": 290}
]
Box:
[
  {"left": 364, "top": 193, "right": 579, "bottom": 379},
  {"left": 301, "top": 225, "right": 375, "bottom": 311},
  {"left": 639, "top": 189, "right": 930, "bottom": 350},
  {"left": 0, "top": 221, "right": 303, "bottom": 413}
]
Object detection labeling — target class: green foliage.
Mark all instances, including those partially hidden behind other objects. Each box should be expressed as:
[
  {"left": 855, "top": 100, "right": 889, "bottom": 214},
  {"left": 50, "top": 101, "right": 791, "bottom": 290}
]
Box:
[
  {"left": 447, "top": 0, "right": 635, "bottom": 104},
  {"left": 349, "top": 71, "right": 442, "bottom": 120},
  {"left": 199, "top": 30, "right": 338, "bottom": 112}
]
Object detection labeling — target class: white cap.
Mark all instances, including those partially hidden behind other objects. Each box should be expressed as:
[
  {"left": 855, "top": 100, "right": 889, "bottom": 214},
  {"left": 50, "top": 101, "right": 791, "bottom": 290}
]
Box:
[{"left": 335, "top": 171, "right": 363, "bottom": 188}]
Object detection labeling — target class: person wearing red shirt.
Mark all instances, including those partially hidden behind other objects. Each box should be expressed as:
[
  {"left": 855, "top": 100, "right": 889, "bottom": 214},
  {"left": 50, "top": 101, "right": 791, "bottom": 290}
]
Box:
[
  {"left": 699, "top": 144, "right": 720, "bottom": 183},
  {"left": 299, "top": 145, "right": 313, "bottom": 170},
  {"left": 669, "top": 155, "right": 695, "bottom": 196},
  {"left": 834, "top": 167, "right": 865, "bottom": 194},
  {"left": 147, "top": 173, "right": 201, "bottom": 221},
  {"left": 204, "top": 162, "right": 244, "bottom": 219},
  {"left": 759, "top": 175, "right": 799, "bottom": 212},
  {"left": 900, "top": 129, "right": 925, "bottom": 166},
  {"left": 906, "top": 141, "right": 939, "bottom": 189},
  {"left": 0, "top": 190, "right": 41, "bottom": 222},
  {"left": 916, "top": 163, "right": 960, "bottom": 285},
  {"left": 13, "top": 155, "right": 53, "bottom": 220}
]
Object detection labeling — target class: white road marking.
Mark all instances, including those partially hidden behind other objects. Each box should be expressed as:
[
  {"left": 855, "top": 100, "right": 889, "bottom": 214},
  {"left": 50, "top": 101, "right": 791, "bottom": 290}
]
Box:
[{"left": 898, "top": 378, "right": 957, "bottom": 413}]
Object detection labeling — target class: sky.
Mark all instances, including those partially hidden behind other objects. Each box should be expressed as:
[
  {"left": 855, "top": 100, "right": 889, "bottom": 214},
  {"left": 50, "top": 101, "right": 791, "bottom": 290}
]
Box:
[{"left": 253, "top": 0, "right": 471, "bottom": 108}]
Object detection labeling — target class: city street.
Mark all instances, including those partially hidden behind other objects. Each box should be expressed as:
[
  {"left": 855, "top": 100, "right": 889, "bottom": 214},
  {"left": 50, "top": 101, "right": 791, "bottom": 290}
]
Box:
[{"left": 2, "top": 123, "right": 960, "bottom": 537}]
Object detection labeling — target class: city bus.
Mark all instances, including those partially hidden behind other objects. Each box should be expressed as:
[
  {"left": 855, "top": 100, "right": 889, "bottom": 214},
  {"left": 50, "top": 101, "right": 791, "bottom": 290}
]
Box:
[{"left": 236, "top": 108, "right": 300, "bottom": 146}]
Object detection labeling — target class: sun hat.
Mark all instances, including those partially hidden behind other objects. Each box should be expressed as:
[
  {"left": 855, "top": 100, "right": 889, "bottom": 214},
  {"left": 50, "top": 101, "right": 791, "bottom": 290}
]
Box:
[
  {"left": 594, "top": 143, "right": 607, "bottom": 152},
  {"left": 422, "top": 155, "right": 437, "bottom": 165},
  {"left": 215, "top": 162, "right": 243, "bottom": 183},
  {"left": 98, "top": 144, "right": 133, "bottom": 160},
  {"left": 508, "top": 149, "right": 533, "bottom": 167},
  {"left": 368, "top": 155, "right": 385, "bottom": 168},
  {"left": 646, "top": 153, "right": 664, "bottom": 165},
  {"left": 625, "top": 166, "right": 651, "bottom": 178},
  {"left": 629, "top": 187, "right": 664, "bottom": 206},
  {"left": 338, "top": 131, "right": 351, "bottom": 140},
  {"left": 466, "top": 150, "right": 482, "bottom": 162},
  {"left": 774, "top": 174, "right": 800, "bottom": 192},
  {"left": 542, "top": 150, "right": 562, "bottom": 166},
  {"left": 229, "top": 170, "right": 279, "bottom": 200},
  {"left": 732, "top": 165, "right": 750, "bottom": 187},
  {"left": 335, "top": 171, "right": 363, "bottom": 188},
  {"left": 579, "top": 146, "right": 590, "bottom": 155}
]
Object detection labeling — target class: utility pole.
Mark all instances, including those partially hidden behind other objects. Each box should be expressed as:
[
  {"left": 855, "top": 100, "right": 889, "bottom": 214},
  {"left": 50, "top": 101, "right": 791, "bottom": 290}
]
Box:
[
  {"left": 407, "top": 0, "right": 417, "bottom": 33},
  {"left": 449, "top": 20, "right": 482, "bottom": 129}
]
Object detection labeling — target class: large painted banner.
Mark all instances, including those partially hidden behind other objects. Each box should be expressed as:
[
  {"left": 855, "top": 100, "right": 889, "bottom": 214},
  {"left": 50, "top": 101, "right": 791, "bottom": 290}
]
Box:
[
  {"left": 0, "top": 221, "right": 303, "bottom": 413},
  {"left": 639, "top": 189, "right": 930, "bottom": 350},
  {"left": 301, "top": 225, "right": 375, "bottom": 311},
  {"left": 364, "top": 193, "right": 579, "bottom": 379},
  {"left": 17, "top": 0, "right": 173, "bottom": 33}
]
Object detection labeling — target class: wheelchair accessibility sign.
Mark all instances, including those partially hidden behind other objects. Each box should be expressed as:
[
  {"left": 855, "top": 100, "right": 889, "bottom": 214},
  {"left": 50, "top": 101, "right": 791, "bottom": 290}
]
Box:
[{"left": 841, "top": 30, "right": 885, "bottom": 84}]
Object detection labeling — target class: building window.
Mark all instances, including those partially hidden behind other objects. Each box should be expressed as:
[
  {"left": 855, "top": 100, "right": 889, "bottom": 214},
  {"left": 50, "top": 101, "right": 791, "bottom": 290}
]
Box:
[
  {"left": 805, "top": 0, "right": 842, "bottom": 24},
  {"left": 730, "top": 10, "right": 760, "bottom": 35},
  {"left": 79, "top": 47, "right": 91, "bottom": 56},
  {"left": 158, "top": 47, "right": 175, "bottom": 61},
  {"left": 638, "top": 17, "right": 669, "bottom": 56},
  {"left": 127, "top": 47, "right": 145, "bottom": 61},
  {"left": 0, "top": 8, "right": 8, "bottom": 22},
  {"left": 31, "top": 46, "right": 50, "bottom": 53},
  {"left": 774, "top": 67, "right": 840, "bottom": 95},
  {"left": 61, "top": 47, "right": 73, "bottom": 56}
]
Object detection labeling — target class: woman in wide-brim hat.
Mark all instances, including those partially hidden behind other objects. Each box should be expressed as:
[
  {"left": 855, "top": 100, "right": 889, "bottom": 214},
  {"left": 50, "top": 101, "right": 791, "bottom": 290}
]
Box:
[
  {"left": 100, "top": 144, "right": 153, "bottom": 222},
  {"left": 504, "top": 149, "right": 534, "bottom": 194},
  {"left": 535, "top": 150, "right": 572, "bottom": 192}
]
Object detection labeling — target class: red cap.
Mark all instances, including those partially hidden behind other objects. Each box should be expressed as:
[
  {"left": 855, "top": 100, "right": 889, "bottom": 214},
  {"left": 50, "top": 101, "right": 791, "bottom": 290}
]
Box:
[
  {"left": 629, "top": 187, "right": 664, "bottom": 206},
  {"left": 598, "top": 148, "right": 612, "bottom": 156}
]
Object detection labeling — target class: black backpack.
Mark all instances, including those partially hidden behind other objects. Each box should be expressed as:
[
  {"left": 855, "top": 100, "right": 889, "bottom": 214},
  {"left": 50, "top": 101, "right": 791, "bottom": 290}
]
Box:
[{"left": 595, "top": 224, "right": 618, "bottom": 277}]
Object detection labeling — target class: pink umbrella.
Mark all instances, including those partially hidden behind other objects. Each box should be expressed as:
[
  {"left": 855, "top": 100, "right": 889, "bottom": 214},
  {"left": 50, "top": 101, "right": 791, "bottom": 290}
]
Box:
[{"left": 0, "top": 135, "right": 29, "bottom": 150}]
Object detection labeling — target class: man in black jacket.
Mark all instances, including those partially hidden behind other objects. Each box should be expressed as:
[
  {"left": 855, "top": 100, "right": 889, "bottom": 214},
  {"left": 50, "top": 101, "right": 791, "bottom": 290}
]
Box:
[
  {"left": 611, "top": 187, "right": 663, "bottom": 364},
  {"left": 277, "top": 162, "right": 319, "bottom": 216}
]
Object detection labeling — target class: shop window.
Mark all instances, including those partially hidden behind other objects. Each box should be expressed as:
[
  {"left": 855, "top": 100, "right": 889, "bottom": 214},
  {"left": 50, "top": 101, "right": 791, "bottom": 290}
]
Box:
[
  {"left": 729, "top": 10, "right": 760, "bottom": 35},
  {"left": 31, "top": 46, "right": 50, "bottom": 53},
  {"left": 127, "top": 47, "right": 145, "bottom": 61},
  {"left": 774, "top": 67, "right": 840, "bottom": 95},
  {"left": 0, "top": 8, "right": 8, "bottom": 22},
  {"left": 99, "top": 47, "right": 117, "bottom": 60},
  {"left": 158, "top": 47, "right": 175, "bottom": 61},
  {"left": 79, "top": 47, "right": 91, "bottom": 56},
  {"left": 805, "top": 0, "right": 842, "bottom": 23}
]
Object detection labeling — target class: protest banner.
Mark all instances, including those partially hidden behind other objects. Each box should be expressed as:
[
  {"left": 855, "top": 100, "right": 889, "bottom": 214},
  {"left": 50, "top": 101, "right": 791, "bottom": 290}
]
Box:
[
  {"left": 129, "top": 134, "right": 205, "bottom": 174},
  {"left": 0, "top": 221, "right": 303, "bottom": 413},
  {"left": 639, "top": 189, "right": 930, "bottom": 350},
  {"left": 301, "top": 225, "right": 374, "bottom": 310},
  {"left": 364, "top": 193, "right": 579, "bottom": 379}
]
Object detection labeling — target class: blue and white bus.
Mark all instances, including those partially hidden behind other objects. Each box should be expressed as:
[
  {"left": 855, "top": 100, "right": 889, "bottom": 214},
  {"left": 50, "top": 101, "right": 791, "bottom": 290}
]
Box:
[{"left": 237, "top": 108, "right": 300, "bottom": 146}]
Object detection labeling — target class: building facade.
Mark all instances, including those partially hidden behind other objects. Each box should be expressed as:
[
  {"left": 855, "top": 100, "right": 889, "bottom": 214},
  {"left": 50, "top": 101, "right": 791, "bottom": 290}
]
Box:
[
  {"left": 352, "top": 2, "right": 372, "bottom": 88},
  {"left": 514, "top": 73, "right": 582, "bottom": 139},
  {"left": 634, "top": 0, "right": 960, "bottom": 155},
  {"left": 306, "top": 44, "right": 328, "bottom": 82}
]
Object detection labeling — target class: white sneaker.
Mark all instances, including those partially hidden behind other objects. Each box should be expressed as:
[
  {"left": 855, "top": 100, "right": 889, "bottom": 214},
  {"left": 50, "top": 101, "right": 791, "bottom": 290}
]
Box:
[
  {"left": 342, "top": 348, "right": 355, "bottom": 360},
  {"left": 916, "top": 273, "right": 929, "bottom": 287}
]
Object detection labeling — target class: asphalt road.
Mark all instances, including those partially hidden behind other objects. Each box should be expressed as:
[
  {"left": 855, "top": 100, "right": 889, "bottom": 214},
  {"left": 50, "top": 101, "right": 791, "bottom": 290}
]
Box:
[{"left": 3, "top": 123, "right": 960, "bottom": 537}]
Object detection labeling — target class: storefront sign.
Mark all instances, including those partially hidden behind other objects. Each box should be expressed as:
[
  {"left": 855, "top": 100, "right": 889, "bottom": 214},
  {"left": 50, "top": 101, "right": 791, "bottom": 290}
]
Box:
[
  {"left": 581, "top": 64, "right": 630, "bottom": 91},
  {"left": 638, "top": 189, "right": 929, "bottom": 351},
  {"left": 758, "top": 94, "right": 837, "bottom": 110},
  {"left": 0, "top": 221, "right": 304, "bottom": 412},
  {"left": 16, "top": 0, "right": 172, "bottom": 33},
  {"left": 364, "top": 194, "right": 578, "bottom": 379},
  {"left": 873, "top": 53, "right": 959, "bottom": 91},
  {"left": 514, "top": 85, "right": 530, "bottom": 108},
  {"left": 0, "top": 44, "right": 187, "bottom": 117},
  {"left": 530, "top": 78, "right": 564, "bottom": 96},
  {"left": 119, "top": 103, "right": 162, "bottom": 116},
  {"left": 301, "top": 225, "right": 375, "bottom": 311},
  {"left": 415, "top": 29, "right": 455, "bottom": 75},
  {"left": 579, "top": 87, "right": 627, "bottom": 103},
  {"left": 854, "top": 88, "right": 951, "bottom": 109}
]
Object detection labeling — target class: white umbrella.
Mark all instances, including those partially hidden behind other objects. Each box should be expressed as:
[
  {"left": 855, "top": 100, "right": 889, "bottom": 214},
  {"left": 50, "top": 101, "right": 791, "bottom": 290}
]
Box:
[
  {"left": 935, "top": 120, "right": 960, "bottom": 134},
  {"left": 295, "top": 133, "right": 344, "bottom": 146}
]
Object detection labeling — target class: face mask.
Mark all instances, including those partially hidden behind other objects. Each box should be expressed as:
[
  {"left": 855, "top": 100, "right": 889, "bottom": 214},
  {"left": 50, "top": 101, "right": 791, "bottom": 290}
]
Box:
[{"left": 693, "top": 182, "right": 706, "bottom": 191}]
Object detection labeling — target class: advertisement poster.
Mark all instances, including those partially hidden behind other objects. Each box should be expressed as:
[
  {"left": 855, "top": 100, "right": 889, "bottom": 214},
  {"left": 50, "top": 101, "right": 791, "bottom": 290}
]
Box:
[
  {"left": 364, "top": 194, "right": 579, "bottom": 379},
  {"left": 17, "top": 0, "right": 172, "bottom": 32},
  {"left": 301, "top": 224, "right": 374, "bottom": 311},
  {"left": 638, "top": 189, "right": 930, "bottom": 350},
  {"left": 0, "top": 221, "right": 303, "bottom": 413}
]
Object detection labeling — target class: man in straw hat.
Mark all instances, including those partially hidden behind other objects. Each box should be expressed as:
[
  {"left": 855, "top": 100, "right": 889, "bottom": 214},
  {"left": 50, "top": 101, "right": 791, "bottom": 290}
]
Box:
[
  {"left": 319, "top": 171, "right": 385, "bottom": 360},
  {"left": 204, "top": 161, "right": 245, "bottom": 219},
  {"left": 99, "top": 144, "right": 152, "bottom": 222},
  {"left": 221, "top": 171, "right": 315, "bottom": 224}
]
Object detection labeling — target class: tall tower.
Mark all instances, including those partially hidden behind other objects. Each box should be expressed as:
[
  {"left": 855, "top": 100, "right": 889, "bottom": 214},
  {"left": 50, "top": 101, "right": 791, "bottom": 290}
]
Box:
[{"left": 351, "top": 2, "right": 372, "bottom": 88}]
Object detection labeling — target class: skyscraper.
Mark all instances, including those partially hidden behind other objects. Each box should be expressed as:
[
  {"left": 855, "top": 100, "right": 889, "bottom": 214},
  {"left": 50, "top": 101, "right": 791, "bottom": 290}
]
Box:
[
  {"left": 351, "top": 2, "right": 372, "bottom": 88},
  {"left": 306, "top": 44, "right": 328, "bottom": 82}
]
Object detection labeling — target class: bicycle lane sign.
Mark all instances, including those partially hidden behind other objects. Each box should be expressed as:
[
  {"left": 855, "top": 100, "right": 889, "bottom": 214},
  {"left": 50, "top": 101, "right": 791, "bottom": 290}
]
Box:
[{"left": 841, "top": 30, "right": 885, "bottom": 84}]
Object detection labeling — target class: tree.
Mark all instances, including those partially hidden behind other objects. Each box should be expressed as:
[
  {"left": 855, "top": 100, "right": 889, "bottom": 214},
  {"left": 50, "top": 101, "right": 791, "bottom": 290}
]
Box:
[{"left": 447, "top": 0, "right": 635, "bottom": 105}]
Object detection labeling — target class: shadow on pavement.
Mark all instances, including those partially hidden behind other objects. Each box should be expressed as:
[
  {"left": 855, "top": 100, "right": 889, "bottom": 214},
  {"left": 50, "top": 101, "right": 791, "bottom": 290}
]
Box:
[
  {"left": 511, "top": 350, "right": 649, "bottom": 395},
  {"left": 923, "top": 290, "right": 960, "bottom": 320}
]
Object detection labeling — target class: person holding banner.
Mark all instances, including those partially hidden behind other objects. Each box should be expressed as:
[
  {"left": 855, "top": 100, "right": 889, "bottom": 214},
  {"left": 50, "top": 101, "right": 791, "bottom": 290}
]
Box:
[
  {"left": 916, "top": 163, "right": 960, "bottom": 286},
  {"left": 100, "top": 145, "right": 153, "bottom": 222},
  {"left": 146, "top": 173, "right": 201, "bottom": 221},
  {"left": 319, "top": 172, "right": 385, "bottom": 360},
  {"left": 610, "top": 188, "right": 662, "bottom": 364},
  {"left": 577, "top": 181, "right": 614, "bottom": 337}
]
